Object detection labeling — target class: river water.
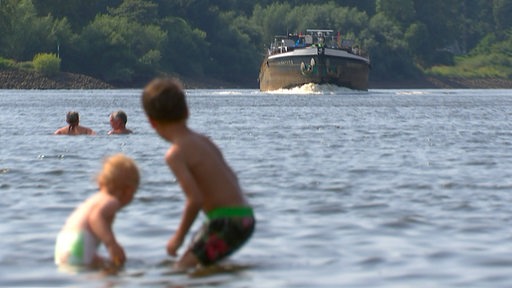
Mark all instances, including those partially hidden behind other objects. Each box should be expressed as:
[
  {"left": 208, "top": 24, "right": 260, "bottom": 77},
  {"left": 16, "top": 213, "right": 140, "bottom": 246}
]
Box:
[{"left": 1, "top": 86, "right": 512, "bottom": 287}]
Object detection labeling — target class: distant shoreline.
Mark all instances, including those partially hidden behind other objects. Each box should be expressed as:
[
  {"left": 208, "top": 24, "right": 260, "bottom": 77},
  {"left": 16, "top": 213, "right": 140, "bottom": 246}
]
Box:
[
  {"left": 0, "top": 70, "right": 113, "bottom": 89},
  {"left": 1, "top": 69, "right": 511, "bottom": 90},
  {"left": 370, "top": 76, "right": 512, "bottom": 89}
]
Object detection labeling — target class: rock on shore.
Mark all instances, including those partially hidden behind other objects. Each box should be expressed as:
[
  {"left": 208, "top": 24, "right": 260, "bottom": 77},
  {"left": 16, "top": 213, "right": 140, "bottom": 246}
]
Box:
[{"left": 0, "top": 70, "right": 113, "bottom": 89}]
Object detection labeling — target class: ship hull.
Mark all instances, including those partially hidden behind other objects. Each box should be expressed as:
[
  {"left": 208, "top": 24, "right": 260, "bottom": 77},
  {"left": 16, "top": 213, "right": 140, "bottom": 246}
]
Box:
[{"left": 259, "top": 46, "right": 370, "bottom": 91}]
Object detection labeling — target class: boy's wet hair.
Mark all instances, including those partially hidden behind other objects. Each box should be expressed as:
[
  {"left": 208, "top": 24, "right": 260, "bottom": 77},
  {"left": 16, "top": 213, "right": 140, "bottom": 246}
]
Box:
[
  {"left": 141, "top": 77, "right": 189, "bottom": 122},
  {"left": 66, "top": 111, "right": 79, "bottom": 125}
]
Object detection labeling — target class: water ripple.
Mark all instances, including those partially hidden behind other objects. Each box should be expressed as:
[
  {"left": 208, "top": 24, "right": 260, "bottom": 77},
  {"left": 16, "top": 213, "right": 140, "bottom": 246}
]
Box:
[{"left": 3, "top": 89, "right": 512, "bottom": 287}]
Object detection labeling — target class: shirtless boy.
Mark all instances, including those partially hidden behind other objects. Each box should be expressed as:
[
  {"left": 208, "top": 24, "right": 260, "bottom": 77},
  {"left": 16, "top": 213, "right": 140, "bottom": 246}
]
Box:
[
  {"left": 54, "top": 111, "right": 96, "bottom": 135},
  {"left": 54, "top": 154, "right": 139, "bottom": 269},
  {"left": 141, "top": 77, "right": 255, "bottom": 269}
]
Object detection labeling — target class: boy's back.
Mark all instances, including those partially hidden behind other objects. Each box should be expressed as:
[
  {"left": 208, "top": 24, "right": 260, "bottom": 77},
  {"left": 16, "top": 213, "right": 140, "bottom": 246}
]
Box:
[{"left": 169, "top": 131, "right": 248, "bottom": 212}]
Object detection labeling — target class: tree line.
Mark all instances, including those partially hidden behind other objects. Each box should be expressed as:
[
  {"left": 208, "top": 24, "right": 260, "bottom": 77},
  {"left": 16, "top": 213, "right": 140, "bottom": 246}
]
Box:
[{"left": 0, "top": 0, "right": 511, "bottom": 87}]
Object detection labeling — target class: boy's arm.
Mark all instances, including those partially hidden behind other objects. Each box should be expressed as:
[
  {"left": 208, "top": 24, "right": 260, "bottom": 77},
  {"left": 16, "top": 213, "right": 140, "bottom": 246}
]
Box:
[
  {"left": 88, "top": 201, "right": 126, "bottom": 266},
  {"left": 166, "top": 150, "right": 203, "bottom": 256}
]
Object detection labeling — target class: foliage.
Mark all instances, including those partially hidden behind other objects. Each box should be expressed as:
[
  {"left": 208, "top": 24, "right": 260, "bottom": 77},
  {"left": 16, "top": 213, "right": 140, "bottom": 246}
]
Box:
[
  {"left": 204, "top": 10, "right": 262, "bottom": 83},
  {"left": 428, "top": 54, "right": 512, "bottom": 78},
  {"left": 376, "top": 0, "right": 415, "bottom": 26},
  {"left": 1, "top": 0, "right": 511, "bottom": 85},
  {"left": 0, "top": 57, "right": 16, "bottom": 69},
  {"left": 77, "top": 14, "right": 166, "bottom": 83},
  {"left": 493, "top": 0, "right": 512, "bottom": 31},
  {"left": 16, "top": 61, "right": 35, "bottom": 71},
  {"left": 428, "top": 27, "right": 512, "bottom": 78},
  {"left": 107, "top": 0, "right": 158, "bottom": 25},
  {"left": 159, "top": 16, "right": 209, "bottom": 77},
  {"left": 32, "top": 0, "right": 119, "bottom": 29},
  {"left": 252, "top": 3, "right": 369, "bottom": 46},
  {"left": 33, "top": 53, "right": 61, "bottom": 76},
  {"left": 0, "top": 0, "right": 71, "bottom": 61}
]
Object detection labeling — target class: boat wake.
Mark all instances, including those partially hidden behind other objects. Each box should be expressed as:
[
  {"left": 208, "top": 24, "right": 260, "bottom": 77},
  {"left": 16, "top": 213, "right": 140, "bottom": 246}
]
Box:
[{"left": 269, "top": 83, "right": 354, "bottom": 95}]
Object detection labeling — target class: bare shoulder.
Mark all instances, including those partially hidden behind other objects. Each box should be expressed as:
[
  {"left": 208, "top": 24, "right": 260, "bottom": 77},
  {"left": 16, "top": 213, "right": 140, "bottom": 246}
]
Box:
[
  {"left": 164, "top": 132, "right": 208, "bottom": 166},
  {"left": 190, "top": 131, "right": 215, "bottom": 148},
  {"left": 54, "top": 126, "right": 67, "bottom": 135},
  {"left": 84, "top": 127, "right": 96, "bottom": 135},
  {"left": 90, "top": 193, "right": 121, "bottom": 218},
  {"left": 164, "top": 144, "right": 182, "bottom": 166},
  {"left": 186, "top": 132, "right": 217, "bottom": 157},
  {"left": 197, "top": 133, "right": 224, "bottom": 158}
]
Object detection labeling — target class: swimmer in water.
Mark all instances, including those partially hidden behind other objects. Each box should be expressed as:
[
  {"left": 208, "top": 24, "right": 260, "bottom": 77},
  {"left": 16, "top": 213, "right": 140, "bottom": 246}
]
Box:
[
  {"left": 108, "top": 110, "right": 133, "bottom": 135},
  {"left": 54, "top": 154, "right": 139, "bottom": 269},
  {"left": 54, "top": 111, "right": 96, "bottom": 135}
]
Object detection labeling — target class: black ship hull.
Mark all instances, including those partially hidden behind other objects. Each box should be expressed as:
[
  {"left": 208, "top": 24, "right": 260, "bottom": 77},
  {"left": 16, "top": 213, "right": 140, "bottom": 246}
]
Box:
[
  {"left": 259, "top": 29, "right": 370, "bottom": 91},
  {"left": 259, "top": 46, "right": 369, "bottom": 91}
]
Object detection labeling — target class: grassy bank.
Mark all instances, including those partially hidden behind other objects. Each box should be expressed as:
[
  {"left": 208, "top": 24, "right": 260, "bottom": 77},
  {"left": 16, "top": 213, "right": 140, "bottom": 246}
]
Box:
[{"left": 370, "top": 75, "right": 512, "bottom": 89}]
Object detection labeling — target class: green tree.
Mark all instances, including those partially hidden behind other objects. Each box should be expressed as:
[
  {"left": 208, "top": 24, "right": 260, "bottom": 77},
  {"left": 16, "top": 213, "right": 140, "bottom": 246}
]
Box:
[
  {"left": 1, "top": 0, "right": 507, "bottom": 85},
  {"left": 202, "top": 10, "right": 261, "bottom": 83},
  {"left": 108, "top": 0, "right": 158, "bottom": 25},
  {"left": 77, "top": 14, "right": 166, "bottom": 83},
  {"left": 459, "top": 1, "right": 494, "bottom": 53},
  {"left": 159, "top": 16, "right": 209, "bottom": 76},
  {"left": 367, "top": 12, "right": 419, "bottom": 79},
  {"left": 32, "top": 0, "right": 120, "bottom": 29},
  {"left": 252, "top": 3, "right": 369, "bottom": 49},
  {"left": 33, "top": 53, "right": 61, "bottom": 76},
  {"left": 251, "top": 3, "right": 293, "bottom": 44},
  {"left": 413, "top": 1, "right": 460, "bottom": 50},
  {"left": 493, "top": 0, "right": 512, "bottom": 31},
  {"left": 0, "top": 0, "right": 73, "bottom": 61},
  {"left": 377, "top": 0, "right": 416, "bottom": 26}
]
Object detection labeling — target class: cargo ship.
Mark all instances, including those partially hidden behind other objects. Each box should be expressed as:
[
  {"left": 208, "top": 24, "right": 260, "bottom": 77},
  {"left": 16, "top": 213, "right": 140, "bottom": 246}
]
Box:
[{"left": 258, "top": 29, "right": 370, "bottom": 91}]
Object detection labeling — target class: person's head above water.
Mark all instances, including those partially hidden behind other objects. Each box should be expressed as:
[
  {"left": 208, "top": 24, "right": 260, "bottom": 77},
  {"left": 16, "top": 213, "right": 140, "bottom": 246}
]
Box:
[
  {"left": 108, "top": 110, "right": 133, "bottom": 135},
  {"left": 110, "top": 111, "right": 128, "bottom": 125},
  {"left": 66, "top": 111, "right": 79, "bottom": 126}
]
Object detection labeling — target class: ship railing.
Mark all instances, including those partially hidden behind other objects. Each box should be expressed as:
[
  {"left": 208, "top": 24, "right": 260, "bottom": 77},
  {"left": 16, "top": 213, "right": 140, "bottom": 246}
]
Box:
[{"left": 267, "top": 32, "right": 369, "bottom": 58}]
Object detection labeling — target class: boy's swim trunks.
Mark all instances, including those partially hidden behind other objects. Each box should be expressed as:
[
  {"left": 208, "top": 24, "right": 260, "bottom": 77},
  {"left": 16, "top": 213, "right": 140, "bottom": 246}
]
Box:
[
  {"left": 191, "top": 206, "right": 255, "bottom": 265},
  {"left": 54, "top": 229, "right": 99, "bottom": 266}
]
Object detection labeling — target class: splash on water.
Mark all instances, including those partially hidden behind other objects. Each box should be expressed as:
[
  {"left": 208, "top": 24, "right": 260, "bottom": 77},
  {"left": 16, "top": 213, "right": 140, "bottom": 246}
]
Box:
[
  {"left": 269, "top": 83, "right": 354, "bottom": 95},
  {"left": 395, "top": 90, "right": 430, "bottom": 96}
]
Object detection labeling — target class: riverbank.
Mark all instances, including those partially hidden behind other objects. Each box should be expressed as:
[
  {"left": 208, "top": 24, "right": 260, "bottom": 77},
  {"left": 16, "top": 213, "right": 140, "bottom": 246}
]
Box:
[
  {"left": 1, "top": 69, "right": 511, "bottom": 89},
  {"left": 0, "top": 70, "right": 243, "bottom": 90},
  {"left": 0, "top": 70, "right": 113, "bottom": 89},
  {"left": 369, "top": 76, "right": 512, "bottom": 89}
]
